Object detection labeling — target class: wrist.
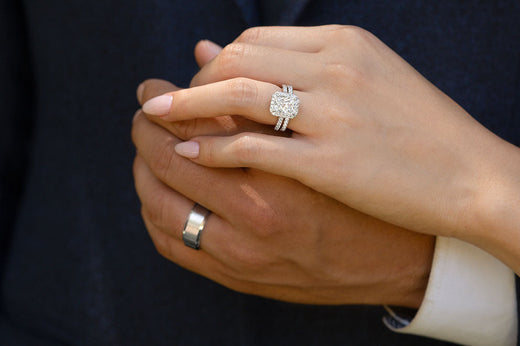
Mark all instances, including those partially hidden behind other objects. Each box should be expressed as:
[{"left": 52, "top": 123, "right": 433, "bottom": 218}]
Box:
[
  {"left": 465, "top": 138, "right": 520, "bottom": 273},
  {"left": 380, "top": 234, "right": 434, "bottom": 309}
]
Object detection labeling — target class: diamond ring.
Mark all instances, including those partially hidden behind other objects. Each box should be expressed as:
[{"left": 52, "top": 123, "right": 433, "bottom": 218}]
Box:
[
  {"left": 182, "top": 204, "right": 211, "bottom": 250},
  {"left": 269, "top": 84, "right": 300, "bottom": 132}
]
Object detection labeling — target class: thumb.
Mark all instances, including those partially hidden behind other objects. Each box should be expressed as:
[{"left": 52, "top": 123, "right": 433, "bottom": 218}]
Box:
[{"left": 194, "top": 40, "right": 223, "bottom": 68}]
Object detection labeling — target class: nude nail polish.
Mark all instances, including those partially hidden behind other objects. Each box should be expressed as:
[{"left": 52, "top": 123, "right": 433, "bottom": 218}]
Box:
[
  {"left": 142, "top": 95, "right": 173, "bottom": 116},
  {"left": 175, "top": 141, "right": 199, "bottom": 158}
]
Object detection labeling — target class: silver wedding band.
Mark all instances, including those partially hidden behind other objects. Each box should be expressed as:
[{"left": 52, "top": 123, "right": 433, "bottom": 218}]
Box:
[{"left": 182, "top": 204, "right": 211, "bottom": 250}]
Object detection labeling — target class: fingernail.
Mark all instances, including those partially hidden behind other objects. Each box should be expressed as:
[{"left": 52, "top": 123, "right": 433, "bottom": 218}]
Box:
[
  {"left": 136, "top": 83, "right": 145, "bottom": 104},
  {"left": 175, "top": 141, "right": 199, "bottom": 158},
  {"left": 132, "top": 109, "right": 141, "bottom": 123},
  {"left": 202, "top": 40, "right": 222, "bottom": 58},
  {"left": 142, "top": 95, "right": 173, "bottom": 116}
]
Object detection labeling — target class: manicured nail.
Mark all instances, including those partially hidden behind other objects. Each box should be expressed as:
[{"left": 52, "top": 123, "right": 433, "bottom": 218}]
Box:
[
  {"left": 202, "top": 39, "right": 222, "bottom": 57},
  {"left": 175, "top": 141, "right": 199, "bottom": 158},
  {"left": 136, "top": 83, "right": 145, "bottom": 104},
  {"left": 142, "top": 95, "right": 173, "bottom": 116}
]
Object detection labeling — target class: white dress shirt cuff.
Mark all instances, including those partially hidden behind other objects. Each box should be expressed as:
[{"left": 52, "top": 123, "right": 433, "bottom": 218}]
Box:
[{"left": 383, "top": 236, "right": 517, "bottom": 346}]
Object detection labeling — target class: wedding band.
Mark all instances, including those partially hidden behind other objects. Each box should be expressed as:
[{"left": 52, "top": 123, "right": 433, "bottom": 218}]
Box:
[
  {"left": 269, "top": 84, "right": 300, "bottom": 132},
  {"left": 182, "top": 204, "right": 211, "bottom": 250}
]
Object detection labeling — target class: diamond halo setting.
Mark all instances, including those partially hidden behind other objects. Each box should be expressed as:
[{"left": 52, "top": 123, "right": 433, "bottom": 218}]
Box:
[{"left": 269, "top": 84, "right": 300, "bottom": 131}]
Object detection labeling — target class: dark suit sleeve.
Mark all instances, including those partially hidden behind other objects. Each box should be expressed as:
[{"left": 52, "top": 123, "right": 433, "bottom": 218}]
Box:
[{"left": 0, "top": 0, "right": 34, "bottom": 281}]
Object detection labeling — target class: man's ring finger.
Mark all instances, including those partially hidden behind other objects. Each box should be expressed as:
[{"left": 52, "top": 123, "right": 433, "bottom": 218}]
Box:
[{"left": 182, "top": 204, "right": 211, "bottom": 250}]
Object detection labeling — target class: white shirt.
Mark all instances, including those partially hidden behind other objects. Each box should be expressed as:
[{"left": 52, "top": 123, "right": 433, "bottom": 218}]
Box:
[{"left": 385, "top": 237, "right": 517, "bottom": 345}]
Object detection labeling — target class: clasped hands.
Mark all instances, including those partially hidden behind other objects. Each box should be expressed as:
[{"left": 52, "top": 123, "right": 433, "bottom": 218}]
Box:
[{"left": 132, "top": 25, "right": 520, "bottom": 307}]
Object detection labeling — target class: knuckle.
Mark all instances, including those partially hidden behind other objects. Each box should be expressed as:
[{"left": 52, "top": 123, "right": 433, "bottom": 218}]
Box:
[
  {"left": 345, "top": 25, "right": 369, "bottom": 37},
  {"left": 226, "top": 246, "right": 269, "bottom": 278},
  {"left": 349, "top": 26, "right": 374, "bottom": 42},
  {"left": 228, "top": 78, "right": 258, "bottom": 107},
  {"left": 327, "top": 25, "right": 369, "bottom": 42},
  {"left": 247, "top": 207, "right": 280, "bottom": 239},
  {"left": 237, "top": 27, "right": 261, "bottom": 44},
  {"left": 172, "top": 119, "right": 199, "bottom": 141},
  {"left": 232, "top": 134, "right": 260, "bottom": 166},
  {"left": 149, "top": 136, "right": 178, "bottom": 180},
  {"left": 217, "top": 43, "right": 247, "bottom": 77},
  {"left": 199, "top": 137, "right": 218, "bottom": 165},
  {"left": 142, "top": 215, "right": 172, "bottom": 259},
  {"left": 143, "top": 193, "right": 169, "bottom": 230},
  {"left": 325, "top": 24, "right": 345, "bottom": 33},
  {"left": 326, "top": 25, "right": 351, "bottom": 41},
  {"left": 325, "top": 25, "right": 377, "bottom": 52}
]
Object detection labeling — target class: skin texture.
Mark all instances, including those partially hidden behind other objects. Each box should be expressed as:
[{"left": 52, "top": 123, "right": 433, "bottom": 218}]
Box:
[
  {"left": 145, "top": 25, "right": 520, "bottom": 274},
  {"left": 131, "top": 42, "right": 435, "bottom": 307}
]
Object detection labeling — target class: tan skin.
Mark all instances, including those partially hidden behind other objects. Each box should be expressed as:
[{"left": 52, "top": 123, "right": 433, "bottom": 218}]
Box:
[
  {"left": 131, "top": 41, "right": 435, "bottom": 308},
  {"left": 145, "top": 25, "right": 520, "bottom": 275}
]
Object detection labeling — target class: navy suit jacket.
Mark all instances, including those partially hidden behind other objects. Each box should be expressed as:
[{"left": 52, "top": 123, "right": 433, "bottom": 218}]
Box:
[{"left": 1, "top": 1, "right": 518, "bottom": 345}]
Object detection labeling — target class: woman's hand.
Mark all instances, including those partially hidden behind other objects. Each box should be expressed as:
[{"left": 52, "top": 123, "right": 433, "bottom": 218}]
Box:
[
  {"left": 132, "top": 78, "right": 435, "bottom": 307},
  {"left": 142, "top": 26, "right": 520, "bottom": 272}
]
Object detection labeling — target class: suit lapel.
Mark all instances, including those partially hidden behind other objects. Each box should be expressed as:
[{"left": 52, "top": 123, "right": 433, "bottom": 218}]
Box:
[{"left": 233, "top": 0, "right": 313, "bottom": 27}]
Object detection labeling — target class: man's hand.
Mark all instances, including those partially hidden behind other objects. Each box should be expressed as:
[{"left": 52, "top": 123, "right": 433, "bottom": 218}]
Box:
[{"left": 131, "top": 41, "right": 435, "bottom": 307}]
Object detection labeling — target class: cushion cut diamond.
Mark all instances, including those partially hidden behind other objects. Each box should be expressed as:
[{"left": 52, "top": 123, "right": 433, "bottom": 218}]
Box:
[{"left": 270, "top": 91, "right": 300, "bottom": 119}]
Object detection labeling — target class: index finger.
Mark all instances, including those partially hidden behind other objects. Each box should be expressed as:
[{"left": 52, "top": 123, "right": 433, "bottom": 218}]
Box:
[
  {"left": 132, "top": 111, "right": 253, "bottom": 218},
  {"left": 137, "top": 79, "right": 277, "bottom": 140}
]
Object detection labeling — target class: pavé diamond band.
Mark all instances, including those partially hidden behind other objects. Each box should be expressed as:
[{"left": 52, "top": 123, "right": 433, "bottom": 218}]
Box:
[{"left": 269, "top": 84, "right": 300, "bottom": 132}]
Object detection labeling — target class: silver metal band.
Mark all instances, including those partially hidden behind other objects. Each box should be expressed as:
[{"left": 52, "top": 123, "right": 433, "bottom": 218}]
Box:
[
  {"left": 275, "top": 117, "right": 284, "bottom": 131},
  {"left": 182, "top": 204, "right": 211, "bottom": 250},
  {"left": 281, "top": 118, "right": 290, "bottom": 132}
]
